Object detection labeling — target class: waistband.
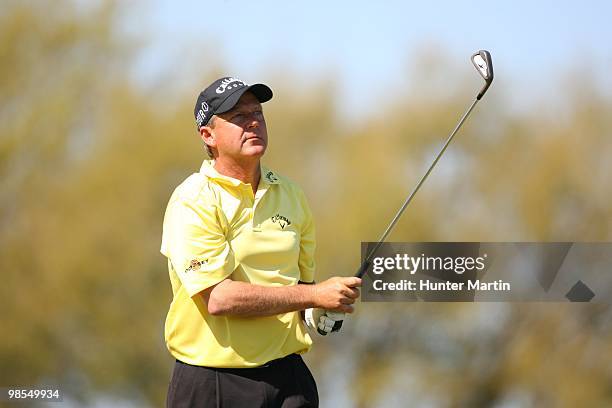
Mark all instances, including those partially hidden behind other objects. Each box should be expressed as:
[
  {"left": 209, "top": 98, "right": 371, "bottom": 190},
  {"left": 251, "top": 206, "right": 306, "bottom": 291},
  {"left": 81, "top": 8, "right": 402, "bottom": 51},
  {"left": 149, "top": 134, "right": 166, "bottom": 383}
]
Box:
[
  {"left": 259, "top": 353, "right": 301, "bottom": 368},
  {"left": 176, "top": 353, "right": 301, "bottom": 370}
]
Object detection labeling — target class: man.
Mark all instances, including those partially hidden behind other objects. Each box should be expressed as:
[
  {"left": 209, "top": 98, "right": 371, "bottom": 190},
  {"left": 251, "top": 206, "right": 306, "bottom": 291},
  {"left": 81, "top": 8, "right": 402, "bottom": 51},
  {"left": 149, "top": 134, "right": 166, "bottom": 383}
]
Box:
[{"left": 161, "top": 77, "right": 362, "bottom": 407}]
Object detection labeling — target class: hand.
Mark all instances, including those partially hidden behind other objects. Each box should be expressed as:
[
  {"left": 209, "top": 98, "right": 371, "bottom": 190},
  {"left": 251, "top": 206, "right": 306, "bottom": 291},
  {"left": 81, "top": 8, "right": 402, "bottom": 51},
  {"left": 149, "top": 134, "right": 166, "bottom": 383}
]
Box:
[
  {"left": 305, "top": 309, "right": 345, "bottom": 336},
  {"left": 312, "top": 277, "right": 361, "bottom": 313}
]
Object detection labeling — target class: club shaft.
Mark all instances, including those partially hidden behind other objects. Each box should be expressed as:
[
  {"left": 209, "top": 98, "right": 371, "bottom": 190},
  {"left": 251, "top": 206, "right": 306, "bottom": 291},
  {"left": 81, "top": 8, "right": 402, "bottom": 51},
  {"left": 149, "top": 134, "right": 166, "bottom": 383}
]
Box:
[{"left": 356, "top": 97, "right": 480, "bottom": 277}]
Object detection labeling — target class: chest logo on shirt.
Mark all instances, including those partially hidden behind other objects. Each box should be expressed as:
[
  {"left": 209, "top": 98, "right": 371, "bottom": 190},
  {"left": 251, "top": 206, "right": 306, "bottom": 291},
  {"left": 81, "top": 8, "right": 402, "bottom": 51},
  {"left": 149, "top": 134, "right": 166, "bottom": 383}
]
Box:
[
  {"left": 185, "top": 258, "right": 208, "bottom": 273},
  {"left": 271, "top": 214, "right": 292, "bottom": 229}
]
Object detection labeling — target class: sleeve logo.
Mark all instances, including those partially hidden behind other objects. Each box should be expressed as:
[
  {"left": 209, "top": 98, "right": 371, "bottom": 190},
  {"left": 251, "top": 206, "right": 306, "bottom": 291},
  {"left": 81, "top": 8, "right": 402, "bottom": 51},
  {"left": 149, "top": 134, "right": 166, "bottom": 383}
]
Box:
[{"left": 185, "top": 258, "right": 208, "bottom": 273}]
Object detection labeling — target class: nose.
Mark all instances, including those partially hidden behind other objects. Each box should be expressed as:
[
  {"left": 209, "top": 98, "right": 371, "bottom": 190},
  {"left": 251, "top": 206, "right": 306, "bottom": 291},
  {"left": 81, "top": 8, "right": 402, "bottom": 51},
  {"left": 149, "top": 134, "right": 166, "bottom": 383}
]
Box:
[
  {"left": 247, "top": 118, "right": 259, "bottom": 129},
  {"left": 246, "top": 113, "right": 262, "bottom": 129}
]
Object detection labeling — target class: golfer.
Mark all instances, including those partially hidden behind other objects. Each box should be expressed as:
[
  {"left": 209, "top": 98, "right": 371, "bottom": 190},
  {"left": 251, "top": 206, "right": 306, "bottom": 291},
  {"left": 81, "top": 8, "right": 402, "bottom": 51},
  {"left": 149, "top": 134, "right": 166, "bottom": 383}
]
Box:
[{"left": 161, "top": 77, "right": 361, "bottom": 407}]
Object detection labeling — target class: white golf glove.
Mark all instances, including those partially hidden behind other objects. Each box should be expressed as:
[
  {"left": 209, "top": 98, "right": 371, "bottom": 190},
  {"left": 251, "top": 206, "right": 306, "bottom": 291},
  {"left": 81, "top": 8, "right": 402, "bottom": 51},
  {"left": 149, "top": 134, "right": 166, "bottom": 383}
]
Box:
[{"left": 305, "top": 308, "right": 345, "bottom": 336}]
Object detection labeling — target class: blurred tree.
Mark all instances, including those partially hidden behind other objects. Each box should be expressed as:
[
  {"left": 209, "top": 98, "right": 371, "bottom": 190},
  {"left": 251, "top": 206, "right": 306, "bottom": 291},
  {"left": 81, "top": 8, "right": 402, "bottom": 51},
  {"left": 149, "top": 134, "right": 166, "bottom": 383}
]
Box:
[{"left": 1, "top": 1, "right": 611, "bottom": 407}]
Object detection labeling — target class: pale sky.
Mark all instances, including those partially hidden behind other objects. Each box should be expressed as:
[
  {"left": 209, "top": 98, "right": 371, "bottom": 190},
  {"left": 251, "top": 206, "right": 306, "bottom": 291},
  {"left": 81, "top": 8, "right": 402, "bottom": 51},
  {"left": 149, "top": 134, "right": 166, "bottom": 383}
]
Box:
[{"left": 127, "top": 0, "right": 612, "bottom": 120}]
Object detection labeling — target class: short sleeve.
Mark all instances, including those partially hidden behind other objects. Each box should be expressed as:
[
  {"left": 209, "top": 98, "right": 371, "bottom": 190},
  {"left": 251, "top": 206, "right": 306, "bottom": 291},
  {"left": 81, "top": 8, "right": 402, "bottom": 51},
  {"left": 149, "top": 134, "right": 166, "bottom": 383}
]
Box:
[
  {"left": 297, "top": 189, "right": 316, "bottom": 283},
  {"left": 161, "top": 200, "right": 236, "bottom": 297}
]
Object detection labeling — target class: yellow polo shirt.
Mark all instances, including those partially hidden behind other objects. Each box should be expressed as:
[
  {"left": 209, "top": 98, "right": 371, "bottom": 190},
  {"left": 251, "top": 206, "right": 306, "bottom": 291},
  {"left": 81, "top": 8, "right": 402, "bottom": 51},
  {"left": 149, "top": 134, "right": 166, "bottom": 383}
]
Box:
[{"left": 161, "top": 160, "right": 315, "bottom": 367}]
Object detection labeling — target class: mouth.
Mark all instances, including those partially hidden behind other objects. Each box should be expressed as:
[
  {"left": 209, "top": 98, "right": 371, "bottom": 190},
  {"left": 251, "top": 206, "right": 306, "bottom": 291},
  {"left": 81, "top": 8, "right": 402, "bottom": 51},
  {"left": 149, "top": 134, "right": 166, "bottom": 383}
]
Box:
[{"left": 244, "top": 135, "right": 264, "bottom": 143}]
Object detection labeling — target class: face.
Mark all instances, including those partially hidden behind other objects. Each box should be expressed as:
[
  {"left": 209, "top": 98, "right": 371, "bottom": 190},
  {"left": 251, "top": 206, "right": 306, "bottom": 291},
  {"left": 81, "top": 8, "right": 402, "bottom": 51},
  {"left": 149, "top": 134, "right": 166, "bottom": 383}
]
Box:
[{"left": 201, "top": 92, "right": 268, "bottom": 162}]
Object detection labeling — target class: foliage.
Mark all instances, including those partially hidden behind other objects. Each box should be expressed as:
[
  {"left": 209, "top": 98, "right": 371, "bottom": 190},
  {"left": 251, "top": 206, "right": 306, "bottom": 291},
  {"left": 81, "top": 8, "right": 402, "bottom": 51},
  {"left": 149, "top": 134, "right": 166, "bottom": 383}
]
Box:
[{"left": 1, "top": 1, "right": 611, "bottom": 406}]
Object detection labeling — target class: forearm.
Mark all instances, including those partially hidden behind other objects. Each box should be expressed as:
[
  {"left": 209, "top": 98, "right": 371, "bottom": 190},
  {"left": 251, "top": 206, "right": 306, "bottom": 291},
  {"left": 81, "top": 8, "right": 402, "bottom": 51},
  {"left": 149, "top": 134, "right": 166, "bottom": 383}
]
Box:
[{"left": 205, "top": 280, "right": 317, "bottom": 317}]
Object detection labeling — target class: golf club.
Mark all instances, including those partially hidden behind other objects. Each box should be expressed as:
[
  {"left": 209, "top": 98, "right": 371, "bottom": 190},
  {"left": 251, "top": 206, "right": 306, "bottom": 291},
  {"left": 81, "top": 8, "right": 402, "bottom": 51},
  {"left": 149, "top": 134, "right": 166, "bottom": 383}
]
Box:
[
  {"left": 354, "top": 49, "right": 494, "bottom": 278},
  {"left": 318, "top": 50, "right": 494, "bottom": 335}
]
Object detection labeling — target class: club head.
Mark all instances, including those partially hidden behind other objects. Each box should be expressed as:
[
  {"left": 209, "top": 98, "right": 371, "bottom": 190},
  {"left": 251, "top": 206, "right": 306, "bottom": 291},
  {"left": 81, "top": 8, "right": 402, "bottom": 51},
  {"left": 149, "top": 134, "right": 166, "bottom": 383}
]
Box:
[{"left": 471, "top": 50, "right": 494, "bottom": 100}]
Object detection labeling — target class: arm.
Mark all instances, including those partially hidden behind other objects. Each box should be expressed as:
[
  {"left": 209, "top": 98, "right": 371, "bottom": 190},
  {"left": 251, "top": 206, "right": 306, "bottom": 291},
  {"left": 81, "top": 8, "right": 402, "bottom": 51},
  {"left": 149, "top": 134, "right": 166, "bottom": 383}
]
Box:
[
  {"left": 203, "top": 280, "right": 315, "bottom": 317},
  {"left": 202, "top": 276, "right": 361, "bottom": 317},
  {"left": 299, "top": 280, "right": 314, "bottom": 321}
]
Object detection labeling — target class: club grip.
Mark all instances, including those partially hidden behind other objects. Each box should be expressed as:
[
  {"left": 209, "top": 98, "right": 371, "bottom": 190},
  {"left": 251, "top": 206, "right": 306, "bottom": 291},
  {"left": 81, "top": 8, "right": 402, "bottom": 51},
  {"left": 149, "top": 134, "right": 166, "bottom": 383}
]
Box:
[{"left": 355, "top": 260, "right": 371, "bottom": 278}]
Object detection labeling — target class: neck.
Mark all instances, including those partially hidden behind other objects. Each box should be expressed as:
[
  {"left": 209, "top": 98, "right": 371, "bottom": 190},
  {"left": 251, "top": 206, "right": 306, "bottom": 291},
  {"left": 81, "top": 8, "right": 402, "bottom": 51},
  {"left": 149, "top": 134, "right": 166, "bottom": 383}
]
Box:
[{"left": 213, "top": 157, "right": 261, "bottom": 193}]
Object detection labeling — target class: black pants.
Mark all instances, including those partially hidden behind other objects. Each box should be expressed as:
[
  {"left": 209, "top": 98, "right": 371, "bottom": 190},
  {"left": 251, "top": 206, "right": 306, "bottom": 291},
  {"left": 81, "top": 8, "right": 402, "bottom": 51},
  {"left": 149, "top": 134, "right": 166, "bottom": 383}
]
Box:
[{"left": 167, "top": 354, "right": 319, "bottom": 408}]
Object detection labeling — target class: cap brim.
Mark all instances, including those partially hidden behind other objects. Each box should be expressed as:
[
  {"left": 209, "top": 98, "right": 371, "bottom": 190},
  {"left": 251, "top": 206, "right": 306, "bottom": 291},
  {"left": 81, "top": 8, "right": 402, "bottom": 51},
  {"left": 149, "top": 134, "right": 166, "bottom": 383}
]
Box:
[{"left": 216, "top": 83, "right": 273, "bottom": 115}]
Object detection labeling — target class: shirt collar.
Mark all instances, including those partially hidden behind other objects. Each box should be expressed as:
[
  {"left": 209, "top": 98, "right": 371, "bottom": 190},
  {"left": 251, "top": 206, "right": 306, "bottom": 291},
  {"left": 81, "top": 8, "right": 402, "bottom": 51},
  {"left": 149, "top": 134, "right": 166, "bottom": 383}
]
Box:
[
  {"left": 261, "top": 166, "right": 281, "bottom": 185},
  {"left": 199, "top": 160, "right": 281, "bottom": 186}
]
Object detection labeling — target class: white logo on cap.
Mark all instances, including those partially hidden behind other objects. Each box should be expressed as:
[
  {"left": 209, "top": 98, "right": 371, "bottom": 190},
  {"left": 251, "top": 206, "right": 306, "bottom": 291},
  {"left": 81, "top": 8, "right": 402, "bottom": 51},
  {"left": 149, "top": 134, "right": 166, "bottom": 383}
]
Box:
[
  {"left": 196, "top": 101, "right": 209, "bottom": 128},
  {"left": 216, "top": 77, "right": 246, "bottom": 94}
]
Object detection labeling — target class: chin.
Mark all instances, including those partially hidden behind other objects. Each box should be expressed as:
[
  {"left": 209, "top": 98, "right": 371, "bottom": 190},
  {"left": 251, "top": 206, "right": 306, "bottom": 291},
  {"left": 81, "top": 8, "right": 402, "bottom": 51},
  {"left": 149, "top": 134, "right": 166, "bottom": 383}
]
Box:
[{"left": 244, "top": 143, "right": 266, "bottom": 156}]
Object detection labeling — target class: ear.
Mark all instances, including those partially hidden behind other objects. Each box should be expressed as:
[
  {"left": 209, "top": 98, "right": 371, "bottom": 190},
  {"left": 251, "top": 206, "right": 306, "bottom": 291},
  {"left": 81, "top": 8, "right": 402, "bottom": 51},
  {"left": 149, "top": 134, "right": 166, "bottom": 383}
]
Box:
[{"left": 200, "top": 126, "right": 216, "bottom": 149}]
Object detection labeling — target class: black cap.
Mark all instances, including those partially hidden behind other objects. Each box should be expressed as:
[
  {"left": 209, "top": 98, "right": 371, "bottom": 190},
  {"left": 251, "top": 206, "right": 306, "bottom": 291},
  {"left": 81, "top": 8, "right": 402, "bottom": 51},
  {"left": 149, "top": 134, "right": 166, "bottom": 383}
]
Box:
[{"left": 194, "top": 77, "right": 273, "bottom": 128}]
